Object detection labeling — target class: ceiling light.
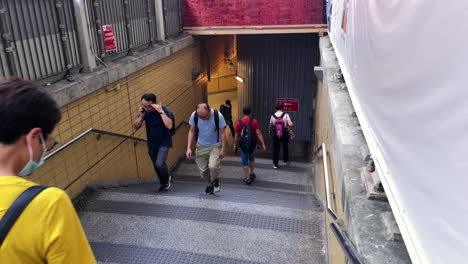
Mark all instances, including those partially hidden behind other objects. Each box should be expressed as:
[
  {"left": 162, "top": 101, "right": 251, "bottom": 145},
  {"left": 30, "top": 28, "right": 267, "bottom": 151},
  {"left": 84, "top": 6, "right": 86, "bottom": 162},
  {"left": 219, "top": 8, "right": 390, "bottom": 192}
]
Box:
[{"left": 235, "top": 76, "right": 244, "bottom": 82}]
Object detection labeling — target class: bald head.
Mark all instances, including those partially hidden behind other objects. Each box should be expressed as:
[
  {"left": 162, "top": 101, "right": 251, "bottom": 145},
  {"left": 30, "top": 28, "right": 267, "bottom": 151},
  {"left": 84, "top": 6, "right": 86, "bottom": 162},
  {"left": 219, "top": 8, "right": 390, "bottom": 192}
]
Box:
[{"left": 196, "top": 103, "right": 211, "bottom": 120}]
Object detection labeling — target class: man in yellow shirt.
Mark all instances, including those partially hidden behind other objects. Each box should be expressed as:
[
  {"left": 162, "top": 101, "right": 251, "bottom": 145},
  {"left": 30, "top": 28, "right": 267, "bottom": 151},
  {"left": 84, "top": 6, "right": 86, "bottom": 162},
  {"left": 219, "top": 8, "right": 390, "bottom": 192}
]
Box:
[{"left": 0, "top": 78, "right": 96, "bottom": 263}]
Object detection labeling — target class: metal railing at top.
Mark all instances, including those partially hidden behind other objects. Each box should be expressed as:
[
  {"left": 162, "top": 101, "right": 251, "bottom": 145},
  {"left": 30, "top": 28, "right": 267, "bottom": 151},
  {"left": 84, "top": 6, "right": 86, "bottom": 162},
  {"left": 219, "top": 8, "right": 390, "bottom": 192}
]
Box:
[
  {"left": 0, "top": 0, "right": 81, "bottom": 81},
  {"left": 162, "top": 0, "right": 183, "bottom": 38},
  {"left": 86, "top": 0, "right": 159, "bottom": 60},
  {"left": 314, "top": 143, "right": 363, "bottom": 264}
]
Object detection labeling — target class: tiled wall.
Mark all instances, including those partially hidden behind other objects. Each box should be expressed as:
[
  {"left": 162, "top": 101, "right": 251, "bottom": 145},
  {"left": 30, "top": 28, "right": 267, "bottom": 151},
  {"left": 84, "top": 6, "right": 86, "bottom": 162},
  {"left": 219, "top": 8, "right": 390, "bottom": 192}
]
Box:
[
  {"left": 208, "top": 57, "right": 237, "bottom": 94},
  {"left": 26, "top": 45, "right": 208, "bottom": 198}
]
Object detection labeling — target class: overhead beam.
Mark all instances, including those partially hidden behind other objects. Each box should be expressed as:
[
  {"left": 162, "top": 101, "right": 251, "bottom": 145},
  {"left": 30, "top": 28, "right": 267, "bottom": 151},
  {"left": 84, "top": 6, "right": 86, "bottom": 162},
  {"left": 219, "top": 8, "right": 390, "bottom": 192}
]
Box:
[{"left": 184, "top": 24, "right": 328, "bottom": 35}]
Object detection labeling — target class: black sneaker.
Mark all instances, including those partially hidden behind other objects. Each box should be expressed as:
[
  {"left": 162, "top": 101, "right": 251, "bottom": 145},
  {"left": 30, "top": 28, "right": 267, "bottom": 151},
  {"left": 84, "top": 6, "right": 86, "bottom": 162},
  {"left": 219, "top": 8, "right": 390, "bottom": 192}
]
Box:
[
  {"left": 158, "top": 185, "right": 168, "bottom": 192},
  {"left": 204, "top": 185, "right": 214, "bottom": 195},
  {"left": 213, "top": 179, "right": 221, "bottom": 192},
  {"left": 249, "top": 173, "right": 256, "bottom": 181},
  {"left": 243, "top": 178, "right": 250, "bottom": 185}
]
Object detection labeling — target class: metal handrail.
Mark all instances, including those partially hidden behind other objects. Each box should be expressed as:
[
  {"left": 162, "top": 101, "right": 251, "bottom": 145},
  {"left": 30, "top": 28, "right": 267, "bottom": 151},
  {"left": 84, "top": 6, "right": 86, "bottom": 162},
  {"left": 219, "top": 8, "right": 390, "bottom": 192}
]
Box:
[
  {"left": 314, "top": 143, "right": 338, "bottom": 220},
  {"left": 314, "top": 143, "right": 363, "bottom": 264},
  {"left": 45, "top": 121, "right": 191, "bottom": 161},
  {"left": 330, "top": 222, "right": 363, "bottom": 264},
  {"left": 45, "top": 128, "right": 93, "bottom": 160}
]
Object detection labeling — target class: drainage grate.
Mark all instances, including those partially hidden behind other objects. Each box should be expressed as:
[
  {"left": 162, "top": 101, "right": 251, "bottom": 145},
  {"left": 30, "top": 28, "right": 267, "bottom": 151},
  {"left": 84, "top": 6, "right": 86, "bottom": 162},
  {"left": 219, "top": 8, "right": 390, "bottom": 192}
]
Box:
[{"left": 92, "top": 242, "right": 263, "bottom": 264}]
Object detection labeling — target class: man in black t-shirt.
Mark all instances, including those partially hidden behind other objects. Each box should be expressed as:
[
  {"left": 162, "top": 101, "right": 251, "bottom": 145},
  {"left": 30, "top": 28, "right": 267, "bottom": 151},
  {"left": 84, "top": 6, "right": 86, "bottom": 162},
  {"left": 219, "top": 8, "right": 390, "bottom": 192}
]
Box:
[
  {"left": 133, "top": 93, "right": 174, "bottom": 192},
  {"left": 220, "top": 100, "right": 235, "bottom": 139}
]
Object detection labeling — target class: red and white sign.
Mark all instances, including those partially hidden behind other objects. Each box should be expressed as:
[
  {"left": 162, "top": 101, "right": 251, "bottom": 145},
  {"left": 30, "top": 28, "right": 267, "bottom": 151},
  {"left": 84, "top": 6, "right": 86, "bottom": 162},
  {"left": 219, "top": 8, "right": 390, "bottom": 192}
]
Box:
[
  {"left": 277, "top": 98, "right": 299, "bottom": 112},
  {"left": 103, "top": 25, "right": 117, "bottom": 52}
]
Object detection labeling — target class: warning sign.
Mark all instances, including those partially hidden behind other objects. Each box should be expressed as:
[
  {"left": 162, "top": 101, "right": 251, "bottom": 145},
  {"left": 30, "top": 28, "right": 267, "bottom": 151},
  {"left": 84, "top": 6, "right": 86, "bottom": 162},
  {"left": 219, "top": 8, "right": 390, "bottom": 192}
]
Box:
[
  {"left": 103, "top": 25, "right": 117, "bottom": 52},
  {"left": 277, "top": 98, "right": 299, "bottom": 112}
]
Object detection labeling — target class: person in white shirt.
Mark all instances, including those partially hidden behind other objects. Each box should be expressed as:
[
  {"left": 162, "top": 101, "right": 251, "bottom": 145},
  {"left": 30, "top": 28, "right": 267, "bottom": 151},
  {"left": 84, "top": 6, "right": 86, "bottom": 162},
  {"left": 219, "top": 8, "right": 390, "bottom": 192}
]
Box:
[{"left": 269, "top": 103, "right": 294, "bottom": 169}]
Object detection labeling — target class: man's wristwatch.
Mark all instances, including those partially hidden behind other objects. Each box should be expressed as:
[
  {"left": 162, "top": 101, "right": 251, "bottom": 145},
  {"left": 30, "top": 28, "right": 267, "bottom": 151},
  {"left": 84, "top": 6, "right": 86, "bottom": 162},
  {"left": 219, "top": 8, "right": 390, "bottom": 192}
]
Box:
[{"left": 159, "top": 111, "right": 164, "bottom": 114}]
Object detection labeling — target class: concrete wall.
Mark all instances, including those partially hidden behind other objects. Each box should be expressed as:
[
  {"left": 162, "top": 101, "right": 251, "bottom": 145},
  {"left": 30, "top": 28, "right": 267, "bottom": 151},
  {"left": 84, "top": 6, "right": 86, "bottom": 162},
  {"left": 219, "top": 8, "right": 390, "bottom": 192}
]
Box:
[
  {"left": 314, "top": 76, "right": 346, "bottom": 263},
  {"left": 314, "top": 37, "right": 411, "bottom": 263},
  {"left": 24, "top": 36, "right": 230, "bottom": 199}
]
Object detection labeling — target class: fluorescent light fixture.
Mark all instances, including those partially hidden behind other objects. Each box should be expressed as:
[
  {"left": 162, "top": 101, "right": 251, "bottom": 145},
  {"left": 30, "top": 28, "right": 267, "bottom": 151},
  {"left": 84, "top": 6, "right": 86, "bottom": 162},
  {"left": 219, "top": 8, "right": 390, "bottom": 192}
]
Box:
[{"left": 235, "top": 76, "right": 244, "bottom": 82}]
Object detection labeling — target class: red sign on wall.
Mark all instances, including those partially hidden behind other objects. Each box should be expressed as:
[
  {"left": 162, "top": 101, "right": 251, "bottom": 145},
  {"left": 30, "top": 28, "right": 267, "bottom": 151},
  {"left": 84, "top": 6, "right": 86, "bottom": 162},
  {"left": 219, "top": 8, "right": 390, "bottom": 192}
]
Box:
[
  {"left": 277, "top": 98, "right": 299, "bottom": 112},
  {"left": 103, "top": 25, "right": 117, "bottom": 52}
]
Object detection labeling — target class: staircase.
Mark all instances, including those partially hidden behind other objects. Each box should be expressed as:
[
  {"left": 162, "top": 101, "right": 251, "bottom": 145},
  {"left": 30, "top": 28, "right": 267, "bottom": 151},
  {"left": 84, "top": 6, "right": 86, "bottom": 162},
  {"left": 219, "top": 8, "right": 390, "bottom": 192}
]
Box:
[{"left": 76, "top": 156, "right": 327, "bottom": 264}]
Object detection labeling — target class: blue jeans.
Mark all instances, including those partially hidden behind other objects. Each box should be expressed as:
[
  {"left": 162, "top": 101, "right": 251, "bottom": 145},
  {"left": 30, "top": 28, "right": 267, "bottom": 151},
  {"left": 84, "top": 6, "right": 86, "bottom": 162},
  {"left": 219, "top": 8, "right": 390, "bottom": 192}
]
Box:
[
  {"left": 148, "top": 146, "right": 170, "bottom": 186},
  {"left": 240, "top": 149, "right": 255, "bottom": 167}
]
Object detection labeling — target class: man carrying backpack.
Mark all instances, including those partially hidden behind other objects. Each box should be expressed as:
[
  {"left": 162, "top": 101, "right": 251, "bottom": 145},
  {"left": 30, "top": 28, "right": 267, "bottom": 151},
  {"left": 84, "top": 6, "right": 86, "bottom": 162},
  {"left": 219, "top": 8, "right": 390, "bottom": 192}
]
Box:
[
  {"left": 269, "top": 103, "right": 294, "bottom": 169},
  {"left": 220, "top": 100, "right": 235, "bottom": 139},
  {"left": 133, "top": 93, "right": 174, "bottom": 192},
  {"left": 186, "top": 103, "right": 227, "bottom": 194},
  {"left": 234, "top": 106, "right": 267, "bottom": 184}
]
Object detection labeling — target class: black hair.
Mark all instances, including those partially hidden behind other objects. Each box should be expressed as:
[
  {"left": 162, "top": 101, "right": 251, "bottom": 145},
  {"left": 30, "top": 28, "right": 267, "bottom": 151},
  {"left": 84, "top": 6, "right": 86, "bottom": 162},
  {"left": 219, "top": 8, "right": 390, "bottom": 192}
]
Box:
[
  {"left": 275, "top": 103, "right": 284, "bottom": 110},
  {"left": 225, "top": 100, "right": 231, "bottom": 105},
  {"left": 141, "top": 93, "right": 157, "bottom": 103},
  {"left": 197, "top": 103, "right": 211, "bottom": 110},
  {"left": 0, "top": 78, "right": 62, "bottom": 144},
  {"left": 243, "top": 106, "right": 251, "bottom": 115}
]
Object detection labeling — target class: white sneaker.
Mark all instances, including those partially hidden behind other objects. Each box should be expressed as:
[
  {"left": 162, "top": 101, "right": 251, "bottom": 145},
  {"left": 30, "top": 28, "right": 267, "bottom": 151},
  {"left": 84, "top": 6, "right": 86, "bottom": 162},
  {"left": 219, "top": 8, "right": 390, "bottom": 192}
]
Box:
[
  {"left": 213, "top": 179, "right": 221, "bottom": 192},
  {"left": 273, "top": 165, "right": 278, "bottom": 169},
  {"left": 166, "top": 176, "right": 172, "bottom": 190},
  {"left": 283, "top": 162, "right": 289, "bottom": 166}
]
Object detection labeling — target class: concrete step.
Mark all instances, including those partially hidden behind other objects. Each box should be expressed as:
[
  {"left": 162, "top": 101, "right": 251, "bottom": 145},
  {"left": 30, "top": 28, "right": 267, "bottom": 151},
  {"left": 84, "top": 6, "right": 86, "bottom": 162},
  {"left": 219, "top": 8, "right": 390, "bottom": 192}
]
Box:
[{"left": 77, "top": 157, "right": 326, "bottom": 264}]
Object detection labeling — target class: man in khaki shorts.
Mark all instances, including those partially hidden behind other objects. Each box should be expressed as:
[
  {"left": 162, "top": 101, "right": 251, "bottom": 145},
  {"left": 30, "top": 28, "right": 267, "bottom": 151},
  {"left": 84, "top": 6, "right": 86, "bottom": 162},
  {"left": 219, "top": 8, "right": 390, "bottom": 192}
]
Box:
[{"left": 186, "top": 103, "right": 227, "bottom": 194}]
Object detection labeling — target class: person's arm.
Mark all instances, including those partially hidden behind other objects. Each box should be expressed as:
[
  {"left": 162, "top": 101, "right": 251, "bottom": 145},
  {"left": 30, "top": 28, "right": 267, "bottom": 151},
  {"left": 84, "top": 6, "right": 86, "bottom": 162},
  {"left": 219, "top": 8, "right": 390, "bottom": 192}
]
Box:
[
  {"left": 186, "top": 126, "right": 196, "bottom": 159},
  {"left": 218, "top": 112, "right": 227, "bottom": 158},
  {"left": 219, "top": 127, "right": 226, "bottom": 158},
  {"left": 268, "top": 116, "right": 274, "bottom": 136},
  {"left": 256, "top": 129, "right": 267, "bottom": 151},
  {"left": 233, "top": 121, "right": 240, "bottom": 151},
  {"left": 286, "top": 114, "right": 293, "bottom": 127},
  {"left": 152, "top": 104, "right": 173, "bottom": 129},
  {"left": 133, "top": 106, "right": 145, "bottom": 130},
  {"left": 44, "top": 190, "right": 96, "bottom": 264}
]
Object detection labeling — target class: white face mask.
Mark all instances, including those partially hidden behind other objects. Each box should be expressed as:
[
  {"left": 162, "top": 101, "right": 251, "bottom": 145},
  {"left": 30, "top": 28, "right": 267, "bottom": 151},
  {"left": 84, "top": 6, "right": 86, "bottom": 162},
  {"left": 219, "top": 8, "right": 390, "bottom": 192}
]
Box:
[{"left": 18, "top": 134, "right": 47, "bottom": 177}]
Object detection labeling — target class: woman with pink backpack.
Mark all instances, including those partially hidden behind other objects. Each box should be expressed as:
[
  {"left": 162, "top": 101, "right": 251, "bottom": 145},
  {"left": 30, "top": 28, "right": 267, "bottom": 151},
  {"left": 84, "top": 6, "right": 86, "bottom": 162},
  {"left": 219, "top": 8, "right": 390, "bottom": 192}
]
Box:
[{"left": 269, "top": 103, "right": 294, "bottom": 169}]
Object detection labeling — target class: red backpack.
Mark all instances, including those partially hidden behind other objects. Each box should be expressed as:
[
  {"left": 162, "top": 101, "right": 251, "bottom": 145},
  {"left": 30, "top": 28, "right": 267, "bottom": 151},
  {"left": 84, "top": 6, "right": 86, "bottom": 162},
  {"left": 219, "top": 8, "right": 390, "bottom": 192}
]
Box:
[{"left": 272, "top": 112, "right": 286, "bottom": 138}]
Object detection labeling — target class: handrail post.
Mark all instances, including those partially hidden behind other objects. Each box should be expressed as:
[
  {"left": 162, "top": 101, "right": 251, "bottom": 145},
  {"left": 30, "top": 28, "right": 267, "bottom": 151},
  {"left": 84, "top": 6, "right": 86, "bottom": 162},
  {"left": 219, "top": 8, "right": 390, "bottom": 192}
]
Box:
[
  {"left": 55, "top": 0, "right": 74, "bottom": 81},
  {"left": 92, "top": 0, "right": 106, "bottom": 58},
  {"left": 154, "top": 0, "right": 165, "bottom": 41},
  {"left": 123, "top": 0, "right": 133, "bottom": 55},
  {"left": 178, "top": 0, "right": 183, "bottom": 34},
  {"left": 0, "top": 0, "right": 17, "bottom": 76},
  {"left": 146, "top": 0, "right": 155, "bottom": 46},
  {"left": 73, "top": 0, "right": 97, "bottom": 72}
]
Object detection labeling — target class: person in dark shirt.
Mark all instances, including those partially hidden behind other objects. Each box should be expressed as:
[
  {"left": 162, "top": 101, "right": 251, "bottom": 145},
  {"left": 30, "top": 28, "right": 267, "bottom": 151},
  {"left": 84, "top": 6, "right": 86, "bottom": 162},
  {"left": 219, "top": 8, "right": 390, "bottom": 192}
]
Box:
[
  {"left": 220, "top": 100, "right": 235, "bottom": 139},
  {"left": 133, "top": 93, "right": 173, "bottom": 192}
]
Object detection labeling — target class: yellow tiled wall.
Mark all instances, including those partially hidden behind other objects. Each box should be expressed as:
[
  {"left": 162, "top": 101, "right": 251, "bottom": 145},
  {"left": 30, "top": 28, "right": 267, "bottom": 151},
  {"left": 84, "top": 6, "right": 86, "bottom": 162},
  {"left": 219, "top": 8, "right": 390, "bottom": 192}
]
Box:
[
  {"left": 26, "top": 43, "right": 213, "bottom": 198},
  {"left": 205, "top": 35, "right": 236, "bottom": 75},
  {"left": 208, "top": 57, "right": 237, "bottom": 94},
  {"left": 314, "top": 79, "right": 346, "bottom": 263}
]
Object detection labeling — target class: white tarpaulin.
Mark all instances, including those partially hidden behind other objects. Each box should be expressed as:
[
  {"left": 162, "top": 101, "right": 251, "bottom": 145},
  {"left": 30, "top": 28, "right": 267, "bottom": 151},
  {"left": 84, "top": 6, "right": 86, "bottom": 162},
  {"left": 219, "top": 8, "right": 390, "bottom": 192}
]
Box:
[{"left": 328, "top": 1, "right": 468, "bottom": 263}]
